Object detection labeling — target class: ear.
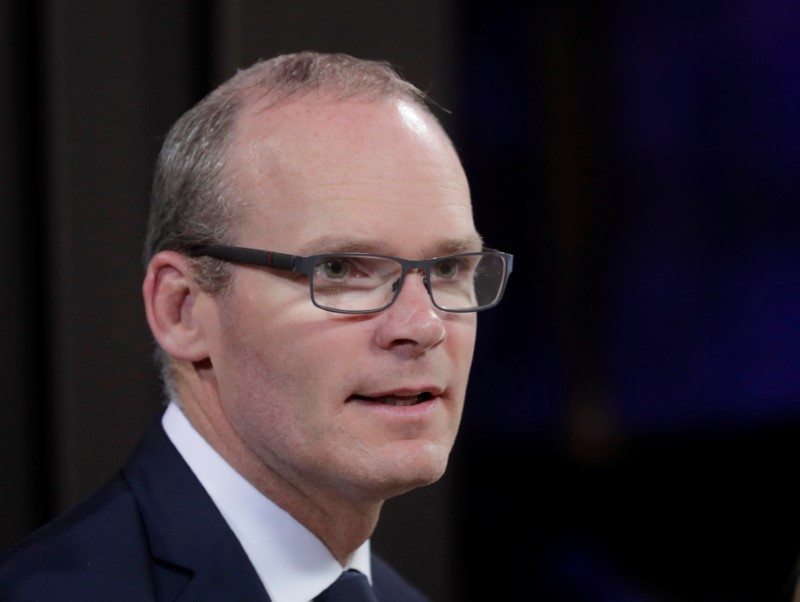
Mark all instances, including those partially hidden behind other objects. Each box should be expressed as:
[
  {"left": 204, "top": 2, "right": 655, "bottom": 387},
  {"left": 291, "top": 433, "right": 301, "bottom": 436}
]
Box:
[{"left": 143, "top": 251, "right": 211, "bottom": 362}]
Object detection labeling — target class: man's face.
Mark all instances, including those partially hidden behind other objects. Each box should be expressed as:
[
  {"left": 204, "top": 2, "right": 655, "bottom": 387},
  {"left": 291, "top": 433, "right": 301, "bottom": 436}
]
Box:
[{"left": 200, "top": 95, "right": 479, "bottom": 505}]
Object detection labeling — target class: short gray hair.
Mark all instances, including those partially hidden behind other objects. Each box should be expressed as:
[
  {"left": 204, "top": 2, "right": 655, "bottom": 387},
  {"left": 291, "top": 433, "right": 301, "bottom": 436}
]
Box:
[{"left": 144, "top": 51, "right": 437, "bottom": 396}]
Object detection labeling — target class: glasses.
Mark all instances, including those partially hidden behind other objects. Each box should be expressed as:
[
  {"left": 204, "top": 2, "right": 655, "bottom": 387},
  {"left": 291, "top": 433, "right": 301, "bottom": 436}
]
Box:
[{"left": 189, "top": 244, "right": 513, "bottom": 314}]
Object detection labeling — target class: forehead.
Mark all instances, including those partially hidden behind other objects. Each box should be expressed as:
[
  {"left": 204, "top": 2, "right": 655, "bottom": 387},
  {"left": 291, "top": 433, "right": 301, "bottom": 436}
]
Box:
[{"left": 225, "top": 95, "right": 479, "bottom": 256}]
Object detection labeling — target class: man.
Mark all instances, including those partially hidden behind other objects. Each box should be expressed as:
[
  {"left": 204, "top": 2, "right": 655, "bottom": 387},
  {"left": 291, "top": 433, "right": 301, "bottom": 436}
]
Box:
[{"left": 0, "top": 51, "right": 512, "bottom": 601}]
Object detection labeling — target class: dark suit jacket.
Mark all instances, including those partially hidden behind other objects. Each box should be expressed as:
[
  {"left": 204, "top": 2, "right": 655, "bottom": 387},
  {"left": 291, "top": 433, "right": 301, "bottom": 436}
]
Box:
[{"left": 0, "top": 416, "right": 429, "bottom": 602}]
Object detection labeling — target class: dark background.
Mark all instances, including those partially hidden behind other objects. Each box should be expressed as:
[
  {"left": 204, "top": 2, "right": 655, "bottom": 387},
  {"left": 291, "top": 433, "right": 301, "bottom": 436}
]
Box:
[{"left": 1, "top": 1, "right": 798, "bottom": 601}]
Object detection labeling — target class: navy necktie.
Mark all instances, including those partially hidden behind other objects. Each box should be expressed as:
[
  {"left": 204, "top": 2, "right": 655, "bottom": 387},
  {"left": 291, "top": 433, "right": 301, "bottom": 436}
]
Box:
[{"left": 314, "top": 569, "right": 379, "bottom": 602}]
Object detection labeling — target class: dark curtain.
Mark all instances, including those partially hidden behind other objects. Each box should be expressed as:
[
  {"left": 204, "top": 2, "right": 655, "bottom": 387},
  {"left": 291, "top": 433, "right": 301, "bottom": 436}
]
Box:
[
  {"left": 456, "top": 1, "right": 800, "bottom": 601},
  {"left": 3, "top": 2, "right": 799, "bottom": 601}
]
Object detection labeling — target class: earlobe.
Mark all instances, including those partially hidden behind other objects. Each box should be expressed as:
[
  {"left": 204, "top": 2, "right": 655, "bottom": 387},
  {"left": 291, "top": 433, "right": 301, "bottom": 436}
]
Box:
[{"left": 143, "top": 251, "right": 210, "bottom": 362}]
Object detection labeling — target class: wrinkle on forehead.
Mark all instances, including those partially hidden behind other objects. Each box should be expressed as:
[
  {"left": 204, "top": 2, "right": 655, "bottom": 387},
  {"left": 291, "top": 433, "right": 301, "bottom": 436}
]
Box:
[
  {"left": 297, "top": 234, "right": 485, "bottom": 257},
  {"left": 227, "top": 96, "right": 475, "bottom": 250}
]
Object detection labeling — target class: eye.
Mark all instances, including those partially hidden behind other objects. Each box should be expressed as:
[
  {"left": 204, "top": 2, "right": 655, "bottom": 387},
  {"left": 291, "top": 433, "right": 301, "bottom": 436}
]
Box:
[
  {"left": 432, "top": 258, "right": 461, "bottom": 279},
  {"left": 317, "top": 257, "right": 351, "bottom": 279}
]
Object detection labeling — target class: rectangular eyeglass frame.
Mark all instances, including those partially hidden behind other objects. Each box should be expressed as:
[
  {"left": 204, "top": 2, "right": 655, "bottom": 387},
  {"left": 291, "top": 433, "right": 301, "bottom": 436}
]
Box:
[{"left": 188, "top": 244, "right": 513, "bottom": 314}]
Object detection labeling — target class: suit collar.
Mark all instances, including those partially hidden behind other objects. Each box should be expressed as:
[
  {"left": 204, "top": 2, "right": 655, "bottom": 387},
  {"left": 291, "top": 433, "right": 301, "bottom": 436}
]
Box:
[{"left": 122, "top": 417, "right": 269, "bottom": 600}]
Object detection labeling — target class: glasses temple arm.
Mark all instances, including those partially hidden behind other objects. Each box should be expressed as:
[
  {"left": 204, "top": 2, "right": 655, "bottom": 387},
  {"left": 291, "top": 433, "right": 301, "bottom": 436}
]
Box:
[{"left": 190, "top": 244, "right": 297, "bottom": 272}]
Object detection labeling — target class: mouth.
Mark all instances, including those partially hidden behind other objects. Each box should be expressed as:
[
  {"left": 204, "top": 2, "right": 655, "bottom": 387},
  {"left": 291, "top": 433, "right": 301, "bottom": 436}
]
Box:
[{"left": 349, "top": 391, "right": 435, "bottom": 407}]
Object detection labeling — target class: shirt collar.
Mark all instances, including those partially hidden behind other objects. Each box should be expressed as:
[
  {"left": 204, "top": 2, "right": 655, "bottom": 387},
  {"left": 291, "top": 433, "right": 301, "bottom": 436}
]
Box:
[{"left": 162, "top": 401, "right": 372, "bottom": 602}]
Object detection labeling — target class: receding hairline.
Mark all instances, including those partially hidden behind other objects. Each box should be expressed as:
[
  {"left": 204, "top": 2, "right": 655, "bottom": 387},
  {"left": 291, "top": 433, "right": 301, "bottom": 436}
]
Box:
[
  {"left": 216, "top": 51, "right": 435, "bottom": 118},
  {"left": 200, "top": 53, "right": 449, "bottom": 215}
]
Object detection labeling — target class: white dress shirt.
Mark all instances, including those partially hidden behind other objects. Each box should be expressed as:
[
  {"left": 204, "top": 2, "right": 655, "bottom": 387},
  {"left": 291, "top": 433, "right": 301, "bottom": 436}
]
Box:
[{"left": 162, "top": 401, "right": 372, "bottom": 602}]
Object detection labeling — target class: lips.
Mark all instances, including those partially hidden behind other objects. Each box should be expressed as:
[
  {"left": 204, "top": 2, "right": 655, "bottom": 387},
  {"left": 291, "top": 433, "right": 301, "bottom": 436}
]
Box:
[{"left": 349, "top": 391, "right": 435, "bottom": 406}]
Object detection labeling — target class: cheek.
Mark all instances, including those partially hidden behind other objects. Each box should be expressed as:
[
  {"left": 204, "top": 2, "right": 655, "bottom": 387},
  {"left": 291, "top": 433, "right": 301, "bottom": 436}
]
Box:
[
  {"left": 447, "top": 318, "right": 477, "bottom": 374},
  {"left": 214, "top": 301, "right": 358, "bottom": 431},
  {"left": 215, "top": 335, "right": 331, "bottom": 469}
]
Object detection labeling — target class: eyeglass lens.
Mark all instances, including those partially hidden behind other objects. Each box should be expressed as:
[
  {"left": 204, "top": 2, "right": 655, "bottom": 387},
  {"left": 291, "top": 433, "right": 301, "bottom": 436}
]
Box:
[{"left": 309, "top": 253, "right": 507, "bottom": 312}]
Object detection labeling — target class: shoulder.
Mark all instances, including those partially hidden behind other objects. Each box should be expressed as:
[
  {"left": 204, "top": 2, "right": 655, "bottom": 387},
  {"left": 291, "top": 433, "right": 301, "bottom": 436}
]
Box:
[
  {"left": 0, "top": 418, "right": 263, "bottom": 602},
  {"left": 0, "top": 474, "right": 154, "bottom": 601},
  {"left": 371, "top": 553, "right": 431, "bottom": 602}
]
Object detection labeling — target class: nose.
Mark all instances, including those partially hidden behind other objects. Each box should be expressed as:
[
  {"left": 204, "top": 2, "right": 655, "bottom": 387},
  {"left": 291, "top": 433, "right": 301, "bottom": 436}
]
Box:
[{"left": 373, "top": 271, "right": 446, "bottom": 355}]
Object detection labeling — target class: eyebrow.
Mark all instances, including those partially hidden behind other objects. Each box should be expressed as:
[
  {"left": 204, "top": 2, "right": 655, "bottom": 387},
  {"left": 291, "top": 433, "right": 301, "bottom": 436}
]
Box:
[{"left": 299, "top": 234, "right": 485, "bottom": 257}]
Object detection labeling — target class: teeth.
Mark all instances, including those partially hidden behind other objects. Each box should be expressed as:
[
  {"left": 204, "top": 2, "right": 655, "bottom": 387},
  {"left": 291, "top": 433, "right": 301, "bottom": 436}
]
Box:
[{"left": 382, "top": 395, "right": 421, "bottom": 407}]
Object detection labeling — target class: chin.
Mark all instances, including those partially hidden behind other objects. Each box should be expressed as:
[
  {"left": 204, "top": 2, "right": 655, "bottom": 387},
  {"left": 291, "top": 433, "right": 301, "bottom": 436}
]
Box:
[{"left": 369, "top": 441, "right": 451, "bottom": 499}]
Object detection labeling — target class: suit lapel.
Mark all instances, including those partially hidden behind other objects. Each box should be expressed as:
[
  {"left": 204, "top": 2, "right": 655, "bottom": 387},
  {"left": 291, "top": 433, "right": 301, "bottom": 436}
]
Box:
[
  {"left": 122, "top": 419, "right": 270, "bottom": 601},
  {"left": 172, "top": 532, "right": 270, "bottom": 601}
]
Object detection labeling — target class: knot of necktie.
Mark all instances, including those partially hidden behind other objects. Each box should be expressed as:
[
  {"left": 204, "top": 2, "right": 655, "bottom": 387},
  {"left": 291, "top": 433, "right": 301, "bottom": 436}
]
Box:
[{"left": 314, "top": 569, "right": 379, "bottom": 602}]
